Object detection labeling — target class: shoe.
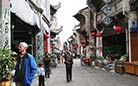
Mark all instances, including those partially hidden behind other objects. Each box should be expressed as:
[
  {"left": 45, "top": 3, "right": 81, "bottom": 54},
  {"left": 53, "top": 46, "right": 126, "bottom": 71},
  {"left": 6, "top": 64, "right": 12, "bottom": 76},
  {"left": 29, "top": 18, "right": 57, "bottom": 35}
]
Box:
[{"left": 67, "top": 80, "right": 69, "bottom": 82}]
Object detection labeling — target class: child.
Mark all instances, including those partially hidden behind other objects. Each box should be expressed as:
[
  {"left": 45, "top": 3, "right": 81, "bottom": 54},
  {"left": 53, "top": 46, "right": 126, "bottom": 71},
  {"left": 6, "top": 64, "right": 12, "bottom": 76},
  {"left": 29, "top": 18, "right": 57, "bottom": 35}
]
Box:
[{"left": 38, "top": 63, "right": 45, "bottom": 86}]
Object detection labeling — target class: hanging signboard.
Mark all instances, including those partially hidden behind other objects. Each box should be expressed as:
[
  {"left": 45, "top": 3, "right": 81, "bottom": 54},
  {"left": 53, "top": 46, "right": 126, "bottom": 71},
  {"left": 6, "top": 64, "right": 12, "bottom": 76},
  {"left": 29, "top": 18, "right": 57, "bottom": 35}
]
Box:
[
  {"left": 102, "top": 16, "right": 112, "bottom": 25},
  {"left": 96, "top": 37, "right": 103, "bottom": 56},
  {"left": 101, "top": 4, "right": 112, "bottom": 14},
  {"left": 129, "top": 20, "right": 138, "bottom": 31},
  {"left": 103, "top": 0, "right": 111, "bottom": 3},
  {"left": 35, "top": 31, "right": 44, "bottom": 62},
  {"left": 101, "top": 0, "right": 112, "bottom": 26}
]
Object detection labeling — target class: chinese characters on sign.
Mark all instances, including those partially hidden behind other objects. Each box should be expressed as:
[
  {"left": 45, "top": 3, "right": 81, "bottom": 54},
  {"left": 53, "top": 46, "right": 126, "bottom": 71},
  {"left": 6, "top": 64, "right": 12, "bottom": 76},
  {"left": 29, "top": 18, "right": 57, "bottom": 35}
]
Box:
[
  {"left": 101, "top": 5, "right": 112, "bottom": 14},
  {"left": 101, "top": 0, "right": 112, "bottom": 25},
  {"left": 0, "top": 0, "right": 11, "bottom": 48},
  {"left": 102, "top": 16, "right": 112, "bottom": 25},
  {"left": 103, "top": 0, "right": 111, "bottom": 3},
  {"left": 96, "top": 37, "right": 103, "bottom": 56},
  {"left": 35, "top": 32, "right": 44, "bottom": 62}
]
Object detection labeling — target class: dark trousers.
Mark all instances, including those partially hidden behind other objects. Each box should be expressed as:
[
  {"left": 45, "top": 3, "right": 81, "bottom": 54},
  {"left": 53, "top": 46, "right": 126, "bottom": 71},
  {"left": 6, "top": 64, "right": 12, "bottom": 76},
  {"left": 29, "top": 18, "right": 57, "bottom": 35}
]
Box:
[
  {"left": 66, "top": 67, "right": 72, "bottom": 81},
  {"left": 39, "top": 75, "right": 45, "bottom": 86},
  {"left": 15, "top": 82, "right": 30, "bottom": 86},
  {"left": 45, "top": 67, "right": 50, "bottom": 78}
]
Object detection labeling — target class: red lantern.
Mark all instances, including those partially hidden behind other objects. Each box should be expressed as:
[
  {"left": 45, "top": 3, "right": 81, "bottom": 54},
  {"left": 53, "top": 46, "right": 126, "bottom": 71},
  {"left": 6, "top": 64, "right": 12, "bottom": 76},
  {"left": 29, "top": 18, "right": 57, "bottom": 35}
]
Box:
[
  {"left": 91, "top": 32, "right": 96, "bottom": 36},
  {"left": 114, "top": 26, "right": 122, "bottom": 33},
  {"left": 96, "top": 33, "right": 102, "bottom": 37}
]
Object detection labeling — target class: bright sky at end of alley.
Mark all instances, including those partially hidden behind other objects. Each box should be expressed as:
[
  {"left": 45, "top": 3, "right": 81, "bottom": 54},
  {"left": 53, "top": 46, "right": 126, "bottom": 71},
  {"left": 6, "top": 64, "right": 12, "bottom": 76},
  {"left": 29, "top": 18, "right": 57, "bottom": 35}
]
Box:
[{"left": 50, "top": 0, "right": 87, "bottom": 43}]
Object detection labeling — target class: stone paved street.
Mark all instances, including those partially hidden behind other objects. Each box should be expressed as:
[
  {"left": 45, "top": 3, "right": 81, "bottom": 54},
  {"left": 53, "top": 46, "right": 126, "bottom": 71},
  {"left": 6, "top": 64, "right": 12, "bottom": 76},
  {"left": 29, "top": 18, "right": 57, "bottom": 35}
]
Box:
[{"left": 32, "top": 59, "right": 138, "bottom": 86}]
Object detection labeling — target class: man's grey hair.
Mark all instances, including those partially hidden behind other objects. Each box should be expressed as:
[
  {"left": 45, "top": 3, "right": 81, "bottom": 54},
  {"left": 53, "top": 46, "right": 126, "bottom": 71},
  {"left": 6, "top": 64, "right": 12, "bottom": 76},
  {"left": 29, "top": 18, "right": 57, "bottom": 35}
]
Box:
[{"left": 19, "top": 42, "right": 28, "bottom": 49}]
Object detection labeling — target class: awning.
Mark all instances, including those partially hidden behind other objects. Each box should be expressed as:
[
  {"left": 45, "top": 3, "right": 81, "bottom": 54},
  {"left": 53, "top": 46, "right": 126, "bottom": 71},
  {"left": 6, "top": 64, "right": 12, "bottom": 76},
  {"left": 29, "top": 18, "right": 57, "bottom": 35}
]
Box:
[
  {"left": 51, "top": 28, "right": 63, "bottom": 34},
  {"left": 41, "top": 19, "right": 49, "bottom": 31},
  {"left": 10, "top": 0, "right": 49, "bottom": 31},
  {"left": 11, "top": 0, "right": 38, "bottom": 26},
  {"left": 73, "top": 12, "right": 85, "bottom": 21},
  {"left": 50, "top": 5, "right": 57, "bottom": 16}
]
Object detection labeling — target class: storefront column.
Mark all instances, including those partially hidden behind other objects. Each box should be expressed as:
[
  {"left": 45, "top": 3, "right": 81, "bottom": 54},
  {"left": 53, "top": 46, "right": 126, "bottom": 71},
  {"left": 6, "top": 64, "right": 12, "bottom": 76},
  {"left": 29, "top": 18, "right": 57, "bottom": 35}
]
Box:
[
  {"left": 125, "top": 27, "right": 129, "bottom": 57},
  {"left": 128, "top": 11, "right": 138, "bottom": 62},
  {"left": 0, "top": 0, "right": 11, "bottom": 49}
]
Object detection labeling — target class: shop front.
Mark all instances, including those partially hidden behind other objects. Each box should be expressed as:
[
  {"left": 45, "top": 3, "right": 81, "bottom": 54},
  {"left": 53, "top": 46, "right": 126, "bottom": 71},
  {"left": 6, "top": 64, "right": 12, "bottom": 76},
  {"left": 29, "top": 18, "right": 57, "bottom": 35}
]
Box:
[
  {"left": 103, "top": 33, "right": 126, "bottom": 60},
  {"left": 10, "top": 0, "right": 50, "bottom": 62}
]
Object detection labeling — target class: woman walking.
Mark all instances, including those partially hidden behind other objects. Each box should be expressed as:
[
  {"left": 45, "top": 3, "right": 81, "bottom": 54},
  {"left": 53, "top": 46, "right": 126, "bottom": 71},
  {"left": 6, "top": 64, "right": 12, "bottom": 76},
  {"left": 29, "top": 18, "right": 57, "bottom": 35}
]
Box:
[{"left": 64, "top": 52, "right": 73, "bottom": 82}]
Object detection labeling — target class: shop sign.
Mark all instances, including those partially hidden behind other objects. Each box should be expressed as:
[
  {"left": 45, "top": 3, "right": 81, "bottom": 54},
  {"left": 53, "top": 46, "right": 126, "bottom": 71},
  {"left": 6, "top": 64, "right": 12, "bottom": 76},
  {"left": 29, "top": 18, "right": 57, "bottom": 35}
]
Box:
[
  {"left": 35, "top": 32, "right": 44, "bottom": 62},
  {"left": 96, "top": 37, "right": 103, "bottom": 56},
  {"left": 103, "top": 0, "right": 111, "bottom": 4},
  {"left": 129, "top": 20, "right": 138, "bottom": 31},
  {"left": 101, "top": 5, "right": 112, "bottom": 14},
  {"left": 101, "top": 0, "right": 112, "bottom": 26},
  {"left": 102, "top": 16, "right": 112, "bottom": 25}
]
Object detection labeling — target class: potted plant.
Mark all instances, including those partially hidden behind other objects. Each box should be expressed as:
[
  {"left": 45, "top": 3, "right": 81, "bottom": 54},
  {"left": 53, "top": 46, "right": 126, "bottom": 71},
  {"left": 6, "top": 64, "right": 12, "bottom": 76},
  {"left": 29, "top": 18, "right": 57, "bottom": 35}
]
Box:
[
  {"left": 95, "top": 55, "right": 104, "bottom": 67},
  {"left": 0, "top": 48, "right": 16, "bottom": 86}
]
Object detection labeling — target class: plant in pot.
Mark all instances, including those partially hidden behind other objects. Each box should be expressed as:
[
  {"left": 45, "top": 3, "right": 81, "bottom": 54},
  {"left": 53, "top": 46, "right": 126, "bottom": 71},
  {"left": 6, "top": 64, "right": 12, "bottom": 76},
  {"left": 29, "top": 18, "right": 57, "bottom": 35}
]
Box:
[
  {"left": 95, "top": 55, "right": 104, "bottom": 67},
  {"left": 0, "top": 48, "right": 17, "bottom": 86}
]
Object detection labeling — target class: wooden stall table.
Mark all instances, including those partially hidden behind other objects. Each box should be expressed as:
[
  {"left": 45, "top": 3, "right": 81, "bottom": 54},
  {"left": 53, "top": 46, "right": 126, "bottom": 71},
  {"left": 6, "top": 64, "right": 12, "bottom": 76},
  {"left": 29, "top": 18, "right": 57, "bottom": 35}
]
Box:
[
  {"left": 115, "top": 65, "right": 125, "bottom": 74},
  {"left": 134, "top": 62, "right": 138, "bottom": 75},
  {"left": 125, "top": 62, "right": 138, "bottom": 75}
]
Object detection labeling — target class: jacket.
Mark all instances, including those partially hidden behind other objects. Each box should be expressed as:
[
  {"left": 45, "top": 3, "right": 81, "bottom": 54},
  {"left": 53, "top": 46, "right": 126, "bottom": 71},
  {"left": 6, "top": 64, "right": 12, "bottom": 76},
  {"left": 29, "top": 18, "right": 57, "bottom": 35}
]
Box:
[
  {"left": 64, "top": 57, "right": 73, "bottom": 68},
  {"left": 13, "top": 53, "right": 37, "bottom": 84}
]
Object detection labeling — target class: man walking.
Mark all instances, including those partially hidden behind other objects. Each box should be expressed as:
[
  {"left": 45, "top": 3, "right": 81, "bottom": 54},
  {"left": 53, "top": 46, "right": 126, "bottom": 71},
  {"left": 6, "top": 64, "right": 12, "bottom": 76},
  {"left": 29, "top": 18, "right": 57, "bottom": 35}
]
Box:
[
  {"left": 43, "top": 52, "right": 51, "bottom": 79},
  {"left": 13, "top": 42, "right": 37, "bottom": 86}
]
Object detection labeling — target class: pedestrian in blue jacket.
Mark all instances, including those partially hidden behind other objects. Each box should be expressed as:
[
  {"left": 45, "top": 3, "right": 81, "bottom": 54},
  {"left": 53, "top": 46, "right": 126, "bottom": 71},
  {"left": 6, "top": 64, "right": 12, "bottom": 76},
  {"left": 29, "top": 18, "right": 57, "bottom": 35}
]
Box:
[{"left": 13, "top": 42, "right": 37, "bottom": 86}]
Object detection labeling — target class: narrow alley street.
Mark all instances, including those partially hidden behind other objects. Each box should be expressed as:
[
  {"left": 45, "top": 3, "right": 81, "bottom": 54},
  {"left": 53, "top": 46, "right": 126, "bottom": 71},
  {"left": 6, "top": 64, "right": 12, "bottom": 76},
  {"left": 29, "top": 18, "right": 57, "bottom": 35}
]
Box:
[
  {"left": 1, "top": 1, "right": 138, "bottom": 86},
  {"left": 32, "top": 59, "right": 138, "bottom": 86}
]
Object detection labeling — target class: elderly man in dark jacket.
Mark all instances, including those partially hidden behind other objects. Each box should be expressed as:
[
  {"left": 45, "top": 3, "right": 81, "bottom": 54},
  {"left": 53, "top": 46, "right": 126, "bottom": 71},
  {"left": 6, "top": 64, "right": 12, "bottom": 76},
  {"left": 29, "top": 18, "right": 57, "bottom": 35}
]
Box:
[{"left": 13, "top": 42, "right": 37, "bottom": 86}]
